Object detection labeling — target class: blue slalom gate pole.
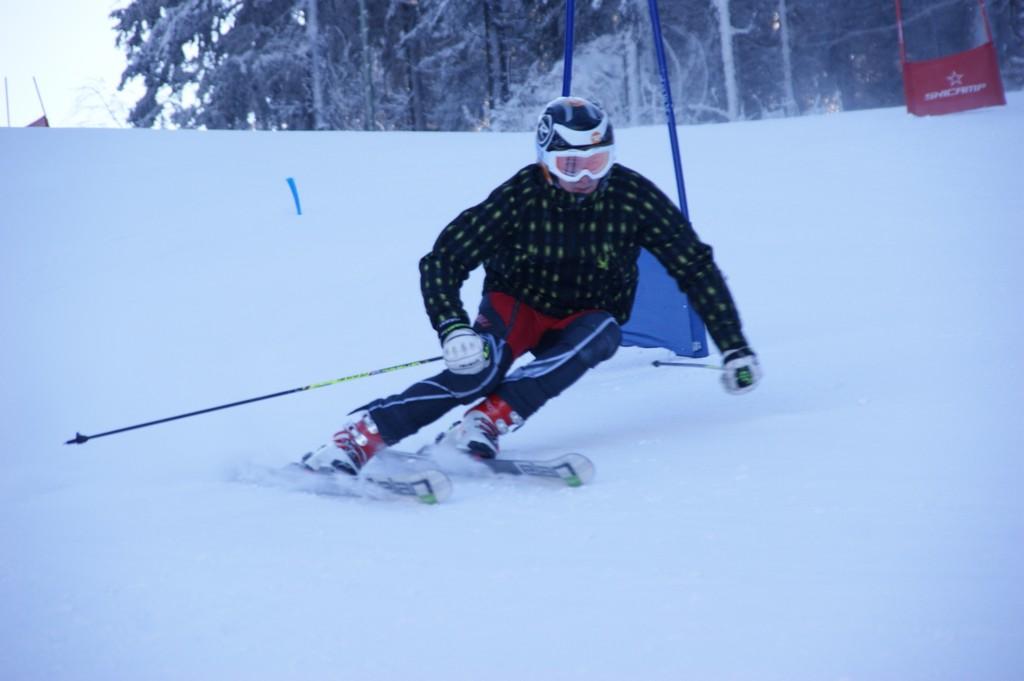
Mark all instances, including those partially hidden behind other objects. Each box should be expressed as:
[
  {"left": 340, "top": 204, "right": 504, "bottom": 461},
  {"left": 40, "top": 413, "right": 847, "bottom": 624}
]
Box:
[
  {"left": 644, "top": 0, "right": 707, "bottom": 354},
  {"left": 562, "top": 0, "right": 687, "bottom": 212},
  {"left": 646, "top": 0, "right": 689, "bottom": 218},
  {"left": 559, "top": 0, "right": 707, "bottom": 357},
  {"left": 562, "top": 0, "right": 576, "bottom": 96}
]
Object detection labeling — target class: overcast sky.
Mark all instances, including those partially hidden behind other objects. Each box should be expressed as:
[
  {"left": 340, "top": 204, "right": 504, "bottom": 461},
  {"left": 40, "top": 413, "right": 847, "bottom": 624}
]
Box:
[{"left": 1, "top": 1, "right": 137, "bottom": 127}]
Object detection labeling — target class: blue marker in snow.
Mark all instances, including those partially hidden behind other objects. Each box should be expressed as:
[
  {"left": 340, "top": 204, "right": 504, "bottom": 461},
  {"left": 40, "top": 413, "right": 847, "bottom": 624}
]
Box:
[{"left": 286, "top": 177, "right": 302, "bottom": 215}]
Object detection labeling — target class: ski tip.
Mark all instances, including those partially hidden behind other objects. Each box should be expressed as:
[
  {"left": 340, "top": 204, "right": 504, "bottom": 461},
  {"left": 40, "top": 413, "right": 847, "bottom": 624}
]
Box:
[
  {"left": 371, "top": 469, "right": 453, "bottom": 505},
  {"left": 421, "top": 470, "right": 453, "bottom": 504},
  {"left": 562, "top": 452, "right": 595, "bottom": 486}
]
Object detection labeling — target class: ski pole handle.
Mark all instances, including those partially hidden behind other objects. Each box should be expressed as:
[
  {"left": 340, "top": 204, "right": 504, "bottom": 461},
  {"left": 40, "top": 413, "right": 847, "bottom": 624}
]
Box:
[{"left": 65, "top": 355, "right": 444, "bottom": 445}]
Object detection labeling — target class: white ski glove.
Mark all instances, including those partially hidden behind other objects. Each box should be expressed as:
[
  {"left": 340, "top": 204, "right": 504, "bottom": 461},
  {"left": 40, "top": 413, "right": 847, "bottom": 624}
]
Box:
[
  {"left": 442, "top": 326, "right": 491, "bottom": 375},
  {"left": 721, "top": 347, "right": 761, "bottom": 395}
]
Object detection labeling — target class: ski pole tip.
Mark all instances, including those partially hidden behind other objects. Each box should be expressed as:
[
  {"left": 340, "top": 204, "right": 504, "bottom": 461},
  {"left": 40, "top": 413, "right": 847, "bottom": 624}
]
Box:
[{"left": 65, "top": 432, "right": 90, "bottom": 445}]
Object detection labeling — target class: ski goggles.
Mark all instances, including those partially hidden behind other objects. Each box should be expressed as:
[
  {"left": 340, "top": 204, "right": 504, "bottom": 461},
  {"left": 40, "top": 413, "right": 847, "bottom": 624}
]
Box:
[{"left": 541, "top": 145, "right": 614, "bottom": 183}]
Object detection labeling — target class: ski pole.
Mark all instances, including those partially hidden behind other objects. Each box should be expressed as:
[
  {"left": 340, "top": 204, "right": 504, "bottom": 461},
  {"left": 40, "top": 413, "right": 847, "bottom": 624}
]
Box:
[
  {"left": 65, "top": 355, "right": 444, "bottom": 445},
  {"left": 652, "top": 360, "right": 724, "bottom": 371}
]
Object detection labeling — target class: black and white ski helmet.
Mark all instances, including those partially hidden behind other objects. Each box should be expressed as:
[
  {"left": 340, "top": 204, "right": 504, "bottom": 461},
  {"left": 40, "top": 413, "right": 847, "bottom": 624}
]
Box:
[{"left": 536, "top": 96, "right": 615, "bottom": 182}]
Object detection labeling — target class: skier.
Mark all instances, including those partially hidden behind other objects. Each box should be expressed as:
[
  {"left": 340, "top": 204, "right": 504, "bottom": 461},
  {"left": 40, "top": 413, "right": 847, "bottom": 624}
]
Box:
[{"left": 302, "top": 96, "right": 761, "bottom": 475}]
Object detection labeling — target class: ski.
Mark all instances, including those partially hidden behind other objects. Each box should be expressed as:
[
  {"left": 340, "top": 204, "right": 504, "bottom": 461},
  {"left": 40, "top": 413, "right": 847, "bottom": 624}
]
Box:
[
  {"left": 470, "top": 453, "right": 594, "bottom": 487},
  {"left": 238, "top": 459, "right": 451, "bottom": 505},
  {"left": 291, "top": 464, "right": 452, "bottom": 505},
  {"left": 391, "top": 447, "right": 595, "bottom": 487},
  {"left": 288, "top": 443, "right": 453, "bottom": 504}
]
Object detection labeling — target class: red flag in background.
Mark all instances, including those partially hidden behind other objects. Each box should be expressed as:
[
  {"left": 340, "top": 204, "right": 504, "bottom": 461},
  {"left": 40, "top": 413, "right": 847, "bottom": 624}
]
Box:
[
  {"left": 27, "top": 115, "right": 49, "bottom": 127},
  {"left": 895, "top": 0, "right": 1006, "bottom": 116},
  {"left": 901, "top": 43, "right": 1007, "bottom": 116}
]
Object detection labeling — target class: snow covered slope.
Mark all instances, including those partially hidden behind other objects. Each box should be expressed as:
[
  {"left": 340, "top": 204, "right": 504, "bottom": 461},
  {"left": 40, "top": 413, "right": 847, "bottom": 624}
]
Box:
[{"left": 2, "top": 96, "right": 1023, "bottom": 680}]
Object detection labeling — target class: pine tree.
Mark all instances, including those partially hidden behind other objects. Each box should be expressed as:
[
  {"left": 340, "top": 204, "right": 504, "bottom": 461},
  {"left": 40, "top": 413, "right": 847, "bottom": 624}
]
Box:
[
  {"left": 112, "top": 0, "right": 1019, "bottom": 131},
  {"left": 114, "top": 0, "right": 318, "bottom": 129},
  {"left": 1014, "top": 0, "right": 1024, "bottom": 86},
  {"left": 991, "top": 0, "right": 1024, "bottom": 88}
]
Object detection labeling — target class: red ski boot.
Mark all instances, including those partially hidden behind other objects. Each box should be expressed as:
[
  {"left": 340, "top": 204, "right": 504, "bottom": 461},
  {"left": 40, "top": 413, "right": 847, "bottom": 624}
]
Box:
[
  {"left": 447, "top": 394, "right": 523, "bottom": 458},
  {"left": 301, "top": 412, "right": 386, "bottom": 475}
]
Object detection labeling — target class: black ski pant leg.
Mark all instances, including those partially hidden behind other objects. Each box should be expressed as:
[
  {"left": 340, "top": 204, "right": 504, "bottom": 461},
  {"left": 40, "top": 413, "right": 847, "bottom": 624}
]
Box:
[
  {"left": 360, "top": 337, "right": 513, "bottom": 445},
  {"left": 359, "top": 297, "right": 518, "bottom": 444},
  {"left": 496, "top": 311, "right": 621, "bottom": 420}
]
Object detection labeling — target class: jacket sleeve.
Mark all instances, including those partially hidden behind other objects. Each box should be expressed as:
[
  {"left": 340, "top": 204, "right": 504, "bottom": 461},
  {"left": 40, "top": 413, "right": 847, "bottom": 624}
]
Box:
[
  {"left": 419, "top": 181, "right": 516, "bottom": 338},
  {"left": 635, "top": 178, "right": 749, "bottom": 353}
]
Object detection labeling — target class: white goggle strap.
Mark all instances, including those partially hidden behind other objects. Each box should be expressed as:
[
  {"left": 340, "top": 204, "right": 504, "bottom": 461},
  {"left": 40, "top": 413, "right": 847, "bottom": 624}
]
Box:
[{"left": 549, "top": 117, "right": 609, "bottom": 148}]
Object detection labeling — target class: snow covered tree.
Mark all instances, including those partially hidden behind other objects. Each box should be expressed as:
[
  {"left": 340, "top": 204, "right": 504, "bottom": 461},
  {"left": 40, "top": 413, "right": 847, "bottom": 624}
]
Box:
[
  {"left": 114, "top": 0, "right": 394, "bottom": 130},
  {"left": 989, "top": 0, "right": 1024, "bottom": 88},
  {"left": 776, "top": 0, "right": 799, "bottom": 115},
  {"left": 1011, "top": 0, "right": 1024, "bottom": 85},
  {"left": 725, "top": 0, "right": 794, "bottom": 119},
  {"left": 113, "top": 0, "right": 1020, "bottom": 131},
  {"left": 114, "top": 0, "right": 319, "bottom": 129},
  {"left": 709, "top": 0, "right": 746, "bottom": 120},
  {"left": 492, "top": 0, "right": 730, "bottom": 129}
]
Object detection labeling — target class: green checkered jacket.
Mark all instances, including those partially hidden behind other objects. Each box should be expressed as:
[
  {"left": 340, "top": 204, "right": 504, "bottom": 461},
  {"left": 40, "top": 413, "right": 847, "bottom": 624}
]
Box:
[{"left": 420, "top": 163, "right": 748, "bottom": 353}]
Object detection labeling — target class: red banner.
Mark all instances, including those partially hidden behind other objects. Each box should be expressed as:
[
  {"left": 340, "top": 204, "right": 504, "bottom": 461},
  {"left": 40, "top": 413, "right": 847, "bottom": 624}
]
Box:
[{"left": 901, "top": 42, "right": 1007, "bottom": 116}]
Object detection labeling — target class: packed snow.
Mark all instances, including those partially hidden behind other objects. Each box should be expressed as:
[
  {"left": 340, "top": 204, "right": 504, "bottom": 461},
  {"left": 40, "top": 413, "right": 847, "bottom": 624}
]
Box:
[{"left": 2, "top": 95, "right": 1022, "bottom": 680}]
